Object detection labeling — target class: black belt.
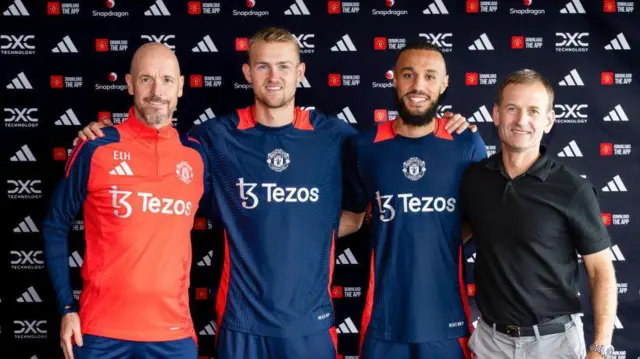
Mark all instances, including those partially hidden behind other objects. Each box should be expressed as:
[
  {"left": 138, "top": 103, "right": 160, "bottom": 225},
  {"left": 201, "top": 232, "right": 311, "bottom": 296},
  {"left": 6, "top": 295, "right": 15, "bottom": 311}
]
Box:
[{"left": 483, "top": 315, "right": 572, "bottom": 337}]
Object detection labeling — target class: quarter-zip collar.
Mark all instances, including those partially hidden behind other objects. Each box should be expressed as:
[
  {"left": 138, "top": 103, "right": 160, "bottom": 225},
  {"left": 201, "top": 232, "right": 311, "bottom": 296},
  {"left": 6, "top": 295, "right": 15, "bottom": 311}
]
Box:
[{"left": 120, "top": 106, "right": 177, "bottom": 141}]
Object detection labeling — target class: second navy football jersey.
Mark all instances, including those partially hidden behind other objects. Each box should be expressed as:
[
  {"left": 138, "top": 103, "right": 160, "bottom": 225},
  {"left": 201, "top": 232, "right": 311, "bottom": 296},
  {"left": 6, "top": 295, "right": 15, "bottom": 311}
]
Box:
[
  {"left": 343, "top": 118, "right": 487, "bottom": 343},
  {"left": 190, "top": 106, "right": 357, "bottom": 338}
]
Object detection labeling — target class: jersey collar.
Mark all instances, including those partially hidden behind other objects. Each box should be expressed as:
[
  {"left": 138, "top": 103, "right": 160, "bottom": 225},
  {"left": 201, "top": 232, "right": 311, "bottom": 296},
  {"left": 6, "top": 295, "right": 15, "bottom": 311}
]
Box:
[{"left": 121, "top": 106, "right": 177, "bottom": 140}]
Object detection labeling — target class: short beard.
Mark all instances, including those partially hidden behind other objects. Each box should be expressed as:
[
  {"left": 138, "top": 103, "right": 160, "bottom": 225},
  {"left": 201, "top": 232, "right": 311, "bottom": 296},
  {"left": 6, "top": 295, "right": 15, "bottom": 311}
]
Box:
[
  {"left": 137, "top": 96, "right": 172, "bottom": 125},
  {"left": 395, "top": 91, "right": 442, "bottom": 127}
]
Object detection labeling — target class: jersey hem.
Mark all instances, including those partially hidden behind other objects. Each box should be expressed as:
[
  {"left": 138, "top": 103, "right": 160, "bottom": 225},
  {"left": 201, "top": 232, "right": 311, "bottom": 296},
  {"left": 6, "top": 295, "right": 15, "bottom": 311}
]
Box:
[
  {"left": 220, "top": 320, "right": 334, "bottom": 339},
  {"left": 82, "top": 326, "right": 194, "bottom": 342}
]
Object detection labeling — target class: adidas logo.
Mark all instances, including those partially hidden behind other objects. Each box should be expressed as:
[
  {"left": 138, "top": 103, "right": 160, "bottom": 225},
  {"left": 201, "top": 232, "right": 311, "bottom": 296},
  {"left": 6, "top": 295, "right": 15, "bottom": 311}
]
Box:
[
  {"left": 144, "top": 0, "right": 170, "bottom": 16},
  {"left": 423, "top": 0, "right": 449, "bottom": 14},
  {"left": 468, "top": 33, "right": 494, "bottom": 51},
  {"left": 109, "top": 161, "right": 134, "bottom": 176},
  {"left": 69, "top": 251, "right": 83, "bottom": 267},
  {"left": 52, "top": 35, "right": 78, "bottom": 53},
  {"left": 192, "top": 35, "right": 218, "bottom": 52},
  {"left": 558, "top": 69, "right": 584, "bottom": 86},
  {"left": 55, "top": 109, "right": 80, "bottom": 126},
  {"left": 6, "top": 72, "right": 32, "bottom": 89},
  {"left": 603, "top": 105, "right": 629, "bottom": 122},
  {"left": 559, "top": 0, "right": 586, "bottom": 14},
  {"left": 10, "top": 144, "right": 36, "bottom": 162},
  {"left": 197, "top": 250, "right": 213, "bottom": 266},
  {"left": 605, "top": 33, "right": 630, "bottom": 50},
  {"left": 199, "top": 320, "right": 217, "bottom": 335},
  {"left": 331, "top": 35, "right": 357, "bottom": 52},
  {"left": 337, "top": 107, "right": 357, "bottom": 124},
  {"left": 297, "top": 75, "right": 311, "bottom": 88},
  {"left": 336, "top": 317, "right": 359, "bottom": 334},
  {"left": 13, "top": 216, "right": 38, "bottom": 233},
  {"left": 3, "top": 0, "right": 29, "bottom": 16},
  {"left": 285, "top": 0, "right": 310, "bottom": 15},
  {"left": 557, "top": 140, "right": 583, "bottom": 157},
  {"left": 16, "top": 286, "right": 42, "bottom": 303},
  {"left": 602, "top": 175, "right": 627, "bottom": 192},
  {"left": 194, "top": 108, "right": 215, "bottom": 125},
  {"left": 467, "top": 105, "right": 493, "bottom": 123},
  {"left": 609, "top": 245, "right": 625, "bottom": 261},
  {"left": 614, "top": 315, "right": 624, "bottom": 329},
  {"left": 467, "top": 253, "right": 476, "bottom": 263},
  {"left": 336, "top": 248, "right": 358, "bottom": 264}
]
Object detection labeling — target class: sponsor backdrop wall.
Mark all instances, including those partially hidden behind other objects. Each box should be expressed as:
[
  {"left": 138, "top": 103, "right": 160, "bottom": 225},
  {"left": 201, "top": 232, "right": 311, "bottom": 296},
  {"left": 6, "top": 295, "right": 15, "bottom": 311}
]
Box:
[{"left": 1, "top": 0, "right": 638, "bottom": 358}]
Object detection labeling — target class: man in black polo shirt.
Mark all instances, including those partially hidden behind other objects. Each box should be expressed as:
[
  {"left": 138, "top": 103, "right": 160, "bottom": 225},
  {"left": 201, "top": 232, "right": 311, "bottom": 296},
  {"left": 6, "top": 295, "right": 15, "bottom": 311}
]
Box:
[{"left": 460, "top": 69, "right": 618, "bottom": 359}]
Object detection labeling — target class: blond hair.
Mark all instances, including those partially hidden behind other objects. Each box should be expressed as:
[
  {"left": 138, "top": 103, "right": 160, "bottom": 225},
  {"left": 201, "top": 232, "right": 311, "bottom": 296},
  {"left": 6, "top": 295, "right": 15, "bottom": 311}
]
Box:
[
  {"left": 248, "top": 27, "right": 300, "bottom": 63},
  {"left": 496, "top": 69, "right": 555, "bottom": 112}
]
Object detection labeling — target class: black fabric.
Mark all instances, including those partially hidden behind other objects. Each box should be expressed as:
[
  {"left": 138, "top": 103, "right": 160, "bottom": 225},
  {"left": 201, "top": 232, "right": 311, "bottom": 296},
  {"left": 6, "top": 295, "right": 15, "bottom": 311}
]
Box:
[{"left": 460, "top": 148, "right": 612, "bottom": 326}]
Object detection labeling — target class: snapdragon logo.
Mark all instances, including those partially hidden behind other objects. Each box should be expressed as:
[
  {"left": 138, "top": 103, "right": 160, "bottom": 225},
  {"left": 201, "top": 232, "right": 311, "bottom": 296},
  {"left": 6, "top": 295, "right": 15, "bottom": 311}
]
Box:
[
  {"left": 375, "top": 191, "right": 456, "bottom": 222},
  {"left": 236, "top": 178, "right": 319, "bottom": 209}
]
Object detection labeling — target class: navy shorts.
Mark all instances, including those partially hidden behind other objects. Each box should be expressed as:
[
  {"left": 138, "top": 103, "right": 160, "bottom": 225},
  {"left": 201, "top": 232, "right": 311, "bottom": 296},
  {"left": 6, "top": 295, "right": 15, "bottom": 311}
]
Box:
[
  {"left": 360, "top": 333, "right": 472, "bottom": 359},
  {"left": 216, "top": 327, "right": 338, "bottom": 359},
  {"left": 73, "top": 334, "right": 197, "bottom": 359}
]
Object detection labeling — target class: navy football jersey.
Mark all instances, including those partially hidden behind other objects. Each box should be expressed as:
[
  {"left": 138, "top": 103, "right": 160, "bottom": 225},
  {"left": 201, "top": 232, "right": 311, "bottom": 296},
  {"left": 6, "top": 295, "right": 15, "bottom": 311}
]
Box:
[
  {"left": 343, "top": 118, "right": 487, "bottom": 343},
  {"left": 190, "top": 106, "right": 357, "bottom": 338}
]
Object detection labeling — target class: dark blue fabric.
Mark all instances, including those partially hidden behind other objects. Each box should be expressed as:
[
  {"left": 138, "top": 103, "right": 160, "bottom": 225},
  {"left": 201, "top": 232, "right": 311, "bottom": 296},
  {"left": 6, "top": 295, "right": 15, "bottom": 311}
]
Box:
[
  {"left": 73, "top": 334, "right": 197, "bottom": 359},
  {"left": 41, "top": 128, "right": 120, "bottom": 315},
  {"left": 361, "top": 333, "right": 469, "bottom": 359},
  {"left": 216, "top": 327, "right": 337, "bottom": 359}
]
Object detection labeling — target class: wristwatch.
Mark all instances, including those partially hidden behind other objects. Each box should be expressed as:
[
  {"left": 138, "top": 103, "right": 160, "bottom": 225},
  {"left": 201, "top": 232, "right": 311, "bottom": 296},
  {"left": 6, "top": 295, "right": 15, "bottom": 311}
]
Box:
[{"left": 589, "top": 344, "right": 614, "bottom": 358}]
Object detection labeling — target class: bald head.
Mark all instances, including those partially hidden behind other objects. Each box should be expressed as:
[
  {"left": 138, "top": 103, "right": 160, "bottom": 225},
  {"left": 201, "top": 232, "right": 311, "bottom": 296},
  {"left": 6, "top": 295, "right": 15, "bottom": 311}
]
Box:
[
  {"left": 125, "top": 42, "right": 184, "bottom": 128},
  {"left": 130, "top": 42, "right": 180, "bottom": 76}
]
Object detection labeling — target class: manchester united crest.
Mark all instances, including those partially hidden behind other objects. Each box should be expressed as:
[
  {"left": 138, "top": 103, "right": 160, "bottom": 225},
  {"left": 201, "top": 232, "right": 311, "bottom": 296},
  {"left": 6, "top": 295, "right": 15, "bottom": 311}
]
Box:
[
  {"left": 267, "top": 149, "right": 290, "bottom": 172},
  {"left": 176, "top": 161, "right": 194, "bottom": 184},
  {"left": 402, "top": 157, "right": 426, "bottom": 181}
]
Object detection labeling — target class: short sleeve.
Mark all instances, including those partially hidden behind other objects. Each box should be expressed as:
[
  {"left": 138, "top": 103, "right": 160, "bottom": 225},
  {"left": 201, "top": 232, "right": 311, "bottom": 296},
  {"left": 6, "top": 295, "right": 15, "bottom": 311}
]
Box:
[
  {"left": 342, "top": 137, "right": 367, "bottom": 213},
  {"left": 469, "top": 131, "right": 488, "bottom": 163},
  {"left": 567, "top": 182, "right": 612, "bottom": 255}
]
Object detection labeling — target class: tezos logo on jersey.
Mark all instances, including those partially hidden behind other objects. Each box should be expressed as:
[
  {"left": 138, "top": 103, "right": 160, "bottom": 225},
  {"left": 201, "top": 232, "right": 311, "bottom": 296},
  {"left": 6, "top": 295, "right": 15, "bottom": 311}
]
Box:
[
  {"left": 176, "top": 161, "right": 193, "bottom": 184},
  {"left": 376, "top": 191, "right": 456, "bottom": 222},
  {"left": 402, "top": 157, "right": 426, "bottom": 181},
  {"left": 419, "top": 33, "right": 452, "bottom": 51},
  {"left": 0, "top": 34, "right": 35, "bottom": 55},
  {"left": 236, "top": 178, "right": 320, "bottom": 209},
  {"left": 109, "top": 186, "right": 192, "bottom": 218},
  {"left": 267, "top": 149, "right": 290, "bottom": 172}
]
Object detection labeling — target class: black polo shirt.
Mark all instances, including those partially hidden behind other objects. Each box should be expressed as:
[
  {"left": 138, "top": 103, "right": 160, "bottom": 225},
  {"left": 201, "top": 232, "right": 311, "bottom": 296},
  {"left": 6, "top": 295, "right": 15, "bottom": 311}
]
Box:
[{"left": 460, "top": 147, "right": 611, "bottom": 326}]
